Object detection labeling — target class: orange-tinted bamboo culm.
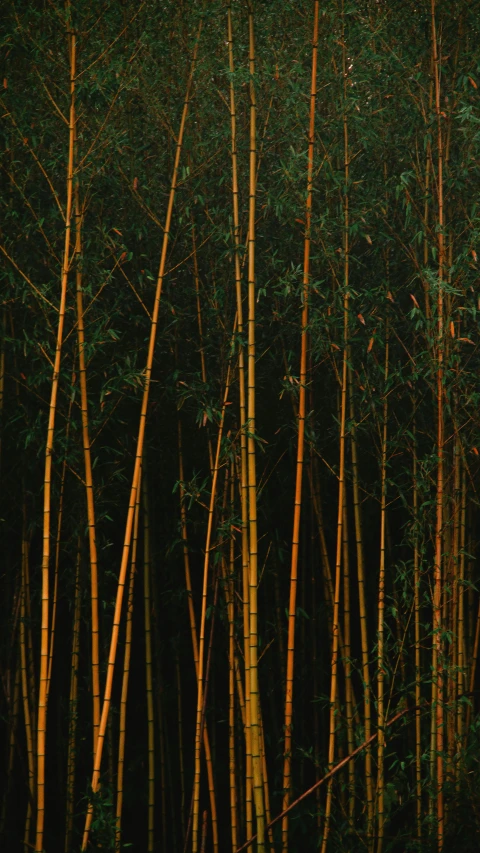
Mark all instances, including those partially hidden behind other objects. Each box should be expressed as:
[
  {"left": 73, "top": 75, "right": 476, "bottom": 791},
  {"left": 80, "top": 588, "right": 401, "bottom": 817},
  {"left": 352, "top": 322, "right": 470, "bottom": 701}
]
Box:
[
  {"left": 36, "top": 15, "right": 76, "bottom": 851},
  {"left": 281, "top": 3, "right": 319, "bottom": 848}
]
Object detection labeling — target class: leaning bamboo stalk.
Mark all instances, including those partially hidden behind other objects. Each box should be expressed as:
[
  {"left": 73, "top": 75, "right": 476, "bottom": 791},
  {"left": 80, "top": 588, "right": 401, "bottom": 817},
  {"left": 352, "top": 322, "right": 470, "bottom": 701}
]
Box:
[
  {"left": 281, "top": 4, "right": 319, "bottom": 848},
  {"left": 81, "top": 26, "right": 202, "bottom": 849},
  {"left": 192, "top": 352, "right": 235, "bottom": 852},
  {"left": 236, "top": 706, "right": 421, "bottom": 853},
  {"left": 349, "top": 375, "right": 374, "bottom": 847},
  {"left": 115, "top": 484, "right": 140, "bottom": 851},
  {"left": 342, "top": 495, "right": 355, "bottom": 827},
  {"left": 74, "top": 181, "right": 101, "bottom": 752},
  {"left": 35, "top": 22, "right": 76, "bottom": 851},
  {"left": 177, "top": 420, "right": 218, "bottom": 853},
  {"left": 321, "top": 26, "right": 349, "bottom": 850},
  {"left": 320, "top": 314, "right": 348, "bottom": 853}
]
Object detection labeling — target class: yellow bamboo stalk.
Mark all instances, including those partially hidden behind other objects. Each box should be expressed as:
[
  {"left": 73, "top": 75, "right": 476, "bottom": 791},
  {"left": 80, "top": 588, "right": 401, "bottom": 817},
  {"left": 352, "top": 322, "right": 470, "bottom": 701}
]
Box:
[
  {"left": 75, "top": 181, "right": 101, "bottom": 752},
  {"left": 281, "top": 5, "right": 319, "bottom": 848},
  {"left": 227, "top": 470, "right": 238, "bottom": 852},
  {"left": 81, "top": 25, "right": 203, "bottom": 849},
  {"left": 115, "top": 480, "right": 140, "bottom": 852},
  {"left": 245, "top": 6, "right": 266, "bottom": 848},
  {"left": 36, "top": 22, "right": 76, "bottom": 851},
  {"left": 226, "top": 6, "right": 253, "bottom": 838}
]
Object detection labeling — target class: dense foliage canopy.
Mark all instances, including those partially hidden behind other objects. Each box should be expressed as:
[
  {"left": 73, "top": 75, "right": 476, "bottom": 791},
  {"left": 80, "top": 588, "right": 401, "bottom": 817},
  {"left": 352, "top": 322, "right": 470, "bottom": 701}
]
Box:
[{"left": 1, "top": 1, "right": 480, "bottom": 851}]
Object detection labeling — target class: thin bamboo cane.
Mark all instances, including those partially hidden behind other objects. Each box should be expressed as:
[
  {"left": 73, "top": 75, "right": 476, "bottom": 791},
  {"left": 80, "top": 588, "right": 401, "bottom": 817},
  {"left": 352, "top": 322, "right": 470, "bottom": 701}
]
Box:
[
  {"left": 143, "top": 474, "right": 155, "bottom": 852},
  {"left": 74, "top": 181, "right": 101, "bottom": 752},
  {"left": 65, "top": 543, "right": 82, "bottom": 853},
  {"left": 281, "top": 5, "right": 319, "bottom": 848},
  {"left": 226, "top": 6, "right": 253, "bottom": 839},
  {"left": 227, "top": 469, "right": 238, "bottom": 852},
  {"left": 321, "top": 26, "right": 350, "bottom": 850},
  {"left": 342, "top": 495, "right": 355, "bottom": 827},
  {"left": 177, "top": 420, "right": 218, "bottom": 853},
  {"left": 449, "top": 433, "right": 461, "bottom": 781},
  {"left": 191, "top": 214, "right": 213, "bottom": 474},
  {"left": 349, "top": 374, "right": 374, "bottom": 847},
  {"left": 192, "top": 354, "right": 234, "bottom": 852},
  {"left": 81, "top": 25, "right": 202, "bottom": 848},
  {"left": 377, "top": 329, "right": 389, "bottom": 853},
  {"left": 115, "top": 478, "right": 140, "bottom": 851},
  {"left": 35, "top": 22, "right": 76, "bottom": 850},
  {"left": 431, "top": 2, "right": 445, "bottom": 845}
]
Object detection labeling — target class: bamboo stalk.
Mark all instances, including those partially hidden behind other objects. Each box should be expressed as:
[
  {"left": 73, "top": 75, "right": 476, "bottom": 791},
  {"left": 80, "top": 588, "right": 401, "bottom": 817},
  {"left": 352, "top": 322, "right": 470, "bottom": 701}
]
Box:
[
  {"left": 226, "top": 9, "right": 253, "bottom": 836},
  {"left": 342, "top": 495, "right": 355, "bottom": 827},
  {"left": 74, "top": 180, "right": 101, "bottom": 753},
  {"left": 245, "top": 6, "right": 266, "bottom": 849},
  {"left": 177, "top": 419, "right": 218, "bottom": 853},
  {"left": 35, "top": 21, "right": 76, "bottom": 850},
  {"left": 192, "top": 355, "right": 234, "bottom": 852},
  {"left": 80, "top": 25, "right": 203, "bottom": 849},
  {"left": 349, "top": 374, "right": 374, "bottom": 847},
  {"left": 377, "top": 328, "right": 389, "bottom": 853},
  {"left": 431, "top": 2, "right": 445, "bottom": 845},
  {"left": 321, "top": 23, "right": 349, "bottom": 850},
  {"left": 281, "top": 5, "right": 319, "bottom": 848}
]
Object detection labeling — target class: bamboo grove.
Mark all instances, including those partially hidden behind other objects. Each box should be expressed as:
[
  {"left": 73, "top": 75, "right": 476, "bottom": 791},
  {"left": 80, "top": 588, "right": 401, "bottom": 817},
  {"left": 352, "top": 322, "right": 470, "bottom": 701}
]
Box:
[{"left": 1, "top": 1, "right": 480, "bottom": 851}]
